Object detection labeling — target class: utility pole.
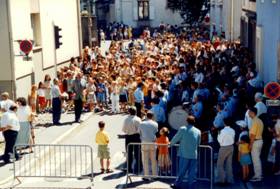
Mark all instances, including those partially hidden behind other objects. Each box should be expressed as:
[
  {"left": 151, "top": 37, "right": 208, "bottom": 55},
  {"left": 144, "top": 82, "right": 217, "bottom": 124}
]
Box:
[{"left": 87, "top": 0, "right": 92, "bottom": 47}]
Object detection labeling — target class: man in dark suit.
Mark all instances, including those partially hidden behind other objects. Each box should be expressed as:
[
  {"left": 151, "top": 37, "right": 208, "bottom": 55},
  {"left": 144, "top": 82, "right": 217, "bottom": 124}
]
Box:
[{"left": 72, "top": 73, "right": 85, "bottom": 123}]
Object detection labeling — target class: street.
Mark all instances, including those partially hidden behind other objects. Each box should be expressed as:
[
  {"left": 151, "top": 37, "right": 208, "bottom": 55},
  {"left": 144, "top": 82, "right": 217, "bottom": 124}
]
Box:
[{"left": 1, "top": 111, "right": 279, "bottom": 189}]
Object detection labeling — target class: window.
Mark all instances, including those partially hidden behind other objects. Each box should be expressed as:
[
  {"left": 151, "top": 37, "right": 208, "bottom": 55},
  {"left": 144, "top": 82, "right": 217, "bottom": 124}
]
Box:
[
  {"left": 138, "top": 0, "right": 149, "bottom": 20},
  {"left": 30, "top": 13, "right": 42, "bottom": 47}
]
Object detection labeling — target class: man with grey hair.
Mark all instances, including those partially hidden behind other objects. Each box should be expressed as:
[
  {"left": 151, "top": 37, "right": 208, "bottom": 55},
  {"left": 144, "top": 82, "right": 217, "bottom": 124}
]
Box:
[
  {"left": 72, "top": 72, "right": 85, "bottom": 123},
  {"left": 139, "top": 111, "right": 158, "bottom": 179},
  {"left": 51, "top": 78, "right": 62, "bottom": 125},
  {"left": 0, "top": 92, "right": 15, "bottom": 112},
  {"left": 254, "top": 92, "right": 267, "bottom": 117},
  {"left": 122, "top": 106, "right": 142, "bottom": 173}
]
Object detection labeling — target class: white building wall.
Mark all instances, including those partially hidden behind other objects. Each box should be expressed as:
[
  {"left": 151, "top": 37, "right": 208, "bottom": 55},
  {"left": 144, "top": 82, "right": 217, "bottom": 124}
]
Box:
[
  {"left": 39, "top": 0, "right": 80, "bottom": 69},
  {"left": 210, "top": 0, "right": 242, "bottom": 41},
  {"left": 0, "top": 0, "right": 81, "bottom": 98},
  {"left": 0, "top": 0, "right": 13, "bottom": 81},
  {"left": 149, "top": 0, "right": 183, "bottom": 27},
  {"left": 112, "top": 0, "right": 183, "bottom": 28}
]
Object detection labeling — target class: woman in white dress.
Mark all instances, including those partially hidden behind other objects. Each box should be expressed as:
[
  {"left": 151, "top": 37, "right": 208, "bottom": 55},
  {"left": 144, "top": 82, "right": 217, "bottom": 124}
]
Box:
[{"left": 15, "top": 97, "right": 33, "bottom": 153}]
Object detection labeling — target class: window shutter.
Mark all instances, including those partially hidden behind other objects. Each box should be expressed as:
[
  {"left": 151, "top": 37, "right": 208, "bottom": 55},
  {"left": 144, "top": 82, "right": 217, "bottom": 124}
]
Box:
[
  {"left": 149, "top": 6, "right": 155, "bottom": 20},
  {"left": 133, "top": 7, "right": 138, "bottom": 20}
]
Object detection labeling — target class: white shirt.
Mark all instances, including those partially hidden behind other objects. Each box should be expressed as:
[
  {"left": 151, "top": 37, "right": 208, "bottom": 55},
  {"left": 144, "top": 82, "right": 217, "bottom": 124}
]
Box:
[
  {"left": 245, "top": 110, "right": 253, "bottom": 129},
  {"left": 1, "top": 111, "right": 20, "bottom": 131},
  {"left": 218, "top": 126, "right": 235, "bottom": 146},
  {"left": 51, "top": 85, "right": 61, "bottom": 98},
  {"left": 122, "top": 115, "right": 142, "bottom": 135},
  {"left": 37, "top": 88, "right": 45, "bottom": 97},
  {"left": 254, "top": 101, "right": 267, "bottom": 116},
  {"left": 17, "top": 106, "right": 31, "bottom": 122},
  {"left": 0, "top": 99, "right": 14, "bottom": 112}
]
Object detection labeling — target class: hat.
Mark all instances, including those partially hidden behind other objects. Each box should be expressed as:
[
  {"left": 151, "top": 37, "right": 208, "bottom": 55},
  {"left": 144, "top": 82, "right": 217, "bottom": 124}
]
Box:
[
  {"left": 254, "top": 92, "right": 263, "bottom": 100},
  {"left": 236, "top": 120, "right": 247, "bottom": 128}
]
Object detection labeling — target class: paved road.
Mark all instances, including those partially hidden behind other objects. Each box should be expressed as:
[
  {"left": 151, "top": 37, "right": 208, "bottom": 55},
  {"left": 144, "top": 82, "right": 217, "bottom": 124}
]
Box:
[{"left": 1, "top": 112, "right": 280, "bottom": 189}]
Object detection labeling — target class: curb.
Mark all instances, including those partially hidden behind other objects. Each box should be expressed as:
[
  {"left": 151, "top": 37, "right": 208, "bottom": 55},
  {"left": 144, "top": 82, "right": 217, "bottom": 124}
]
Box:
[{"left": 0, "top": 112, "right": 94, "bottom": 187}]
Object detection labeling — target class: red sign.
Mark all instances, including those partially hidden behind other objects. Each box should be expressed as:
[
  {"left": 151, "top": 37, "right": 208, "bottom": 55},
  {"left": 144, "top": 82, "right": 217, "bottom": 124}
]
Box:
[
  {"left": 20, "top": 40, "right": 33, "bottom": 55},
  {"left": 264, "top": 82, "right": 280, "bottom": 100}
]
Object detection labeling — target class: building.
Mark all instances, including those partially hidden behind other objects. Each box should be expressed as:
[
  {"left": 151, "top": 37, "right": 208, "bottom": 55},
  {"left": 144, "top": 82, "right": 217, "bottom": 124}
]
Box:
[
  {"left": 241, "top": 0, "right": 257, "bottom": 56},
  {"left": 96, "top": 0, "right": 184, "bottom": 28},
  {"left": 256, "top": 0, "right": 280, "bottom": 83},
  {"left": 0, "top": 0, "right": 82, "bottom": 99},
  {"left": 210, "top": 0, "right": 242, "bottom": 41}
]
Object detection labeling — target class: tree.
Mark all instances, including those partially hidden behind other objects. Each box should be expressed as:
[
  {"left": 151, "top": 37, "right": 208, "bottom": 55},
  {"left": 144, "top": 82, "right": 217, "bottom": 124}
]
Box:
[{"left": 167, "top": 0, "right": 210, "bottom": 25}]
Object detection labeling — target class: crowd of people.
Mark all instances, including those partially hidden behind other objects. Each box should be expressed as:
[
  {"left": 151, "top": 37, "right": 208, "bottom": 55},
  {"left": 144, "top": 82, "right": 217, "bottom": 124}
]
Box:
[{"left": 0, "top": 23, "right": 280, "bottom": 189}]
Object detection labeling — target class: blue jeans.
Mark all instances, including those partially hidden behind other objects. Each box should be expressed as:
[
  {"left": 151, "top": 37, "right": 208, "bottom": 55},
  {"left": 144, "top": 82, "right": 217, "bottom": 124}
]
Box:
[{"left": 174, "top": 157, "right": 197, "bottom": 188}]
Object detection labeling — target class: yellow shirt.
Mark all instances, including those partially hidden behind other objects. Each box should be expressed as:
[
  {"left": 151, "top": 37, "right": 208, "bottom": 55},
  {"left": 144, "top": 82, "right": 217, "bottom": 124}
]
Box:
[
  {"left": 95, "top": 130, "right": 109, "bottom": 145},
  {"left": 239, "top": 143, "right": 250, "bottom": 154},
  {"left": 249, "top": 117, "right": 264, "bottom": 140}
]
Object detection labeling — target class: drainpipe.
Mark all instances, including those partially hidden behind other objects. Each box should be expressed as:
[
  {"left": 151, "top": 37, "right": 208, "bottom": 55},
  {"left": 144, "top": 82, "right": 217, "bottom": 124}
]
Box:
[
  {"left": 6, "top": 0, "right": 16, "bottom": 100},
  {"left": 76, "top": 0, "right": 82, "bottom": 54},
  {"left": 231, "top": 0, "right": 234, "bottom": 41}
]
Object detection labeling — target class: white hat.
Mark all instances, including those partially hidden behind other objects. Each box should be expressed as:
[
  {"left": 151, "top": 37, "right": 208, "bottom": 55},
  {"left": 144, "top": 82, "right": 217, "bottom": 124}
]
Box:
[
  {"left": 236, "top": 120, "right": 247, "bottom": 128},
  {"left": 254, "top": 92, "right": 263, "bottom": 100}
]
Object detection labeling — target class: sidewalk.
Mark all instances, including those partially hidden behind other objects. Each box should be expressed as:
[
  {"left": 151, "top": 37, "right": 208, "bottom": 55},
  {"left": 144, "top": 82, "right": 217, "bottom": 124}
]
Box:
[{"left": 0, "top": 110, "right": 93, "bottom": 186}]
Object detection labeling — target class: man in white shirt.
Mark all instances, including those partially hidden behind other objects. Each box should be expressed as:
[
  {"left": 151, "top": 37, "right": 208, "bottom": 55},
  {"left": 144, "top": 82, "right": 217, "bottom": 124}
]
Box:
[
  {"left": 139, "top": 111, "right": 158, "bottom": 179},
  {"left": 0, "top": 92, "right": 15, "bottom": 112},
  {"left": 216, "top": 118, "right": 235, "bottom": 185},
  {"left": 0, "top": 105, "right": 20, "bottom": 164},
  {"left": 122, "top": 106, "right": 142, "bottom": 173},
  {"left": 254, "top": 92, "right": 267, "bottom": 116}
]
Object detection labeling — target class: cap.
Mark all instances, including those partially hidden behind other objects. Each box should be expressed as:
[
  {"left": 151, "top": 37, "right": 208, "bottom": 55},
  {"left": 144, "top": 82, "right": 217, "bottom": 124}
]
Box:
[{"left": 255, "top": 92, "right": 263, "bottom": 100}]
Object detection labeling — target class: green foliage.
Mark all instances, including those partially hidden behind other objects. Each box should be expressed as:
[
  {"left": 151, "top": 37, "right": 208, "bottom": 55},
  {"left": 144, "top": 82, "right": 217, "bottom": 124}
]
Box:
[{"left": 167, "top": 0, "right": 210, "bottom": 25}]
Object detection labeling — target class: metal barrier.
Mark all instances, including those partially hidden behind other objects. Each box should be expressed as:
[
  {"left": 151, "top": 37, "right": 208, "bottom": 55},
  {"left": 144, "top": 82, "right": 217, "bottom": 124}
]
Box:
[
  {"left": 126, "top": 143, "right": 213, "bottom": 189},
  {"left": 13, "top": 144, "right": 94, "bottom": 186}
]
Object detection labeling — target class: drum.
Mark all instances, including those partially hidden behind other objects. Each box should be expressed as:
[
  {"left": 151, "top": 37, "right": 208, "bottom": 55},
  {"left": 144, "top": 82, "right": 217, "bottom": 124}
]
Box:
[{"left": 168, "top": 106, "right": 189, "bottom": 130}]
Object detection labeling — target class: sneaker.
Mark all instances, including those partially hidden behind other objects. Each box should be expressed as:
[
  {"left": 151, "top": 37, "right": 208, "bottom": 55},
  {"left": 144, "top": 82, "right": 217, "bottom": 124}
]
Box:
[
  {"left": 274, "top": 171, "right": 280, "bottom": 175},
  {"left": 250, "top": 177, "right": 262, "bottom": 182}
]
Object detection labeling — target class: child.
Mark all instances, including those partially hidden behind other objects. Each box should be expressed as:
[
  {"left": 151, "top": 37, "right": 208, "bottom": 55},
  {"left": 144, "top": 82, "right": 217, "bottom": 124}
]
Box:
[
  {"left": 37, "top": 82, "right": 46, "bottom": 113},
  {"left": 156, "top": 127, "right": 171, "bottom": 175},
  {"left": 28, "top": 85, "right": 37, "bottom": 113},
  {"left": 95, "top": 121, "right": 113, "bottom": 173},
  {"left": 238, "top": 135, "right": 252, "bottom": 181}
]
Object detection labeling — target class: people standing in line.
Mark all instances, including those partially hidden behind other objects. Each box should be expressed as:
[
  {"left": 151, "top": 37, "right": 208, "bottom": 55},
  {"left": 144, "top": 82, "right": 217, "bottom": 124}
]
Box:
[
  {"left": 0, "top": 92, "right": 15, "bottom": 112},
  {"left": 43, "top": 74, "right": 52, "bottom": 111},
  {"left": 51, "top": 78, "right": 62, "bottom": 125},
  {"left": 134, "top": 83, "right": 144, "bottom": 118},
  {"left": 248, "top": 107, "right": 264, "bottom": 182},
  {"left": 0, "top": 105, "right": 21, "bottom": 164},
  {"left": 138, "top": 111, "right": 158, "bottom": 180},
  {"left": 156, "top": 127, "right": 171, "bottom": 174},
  {"left": 15, "top": 97, "right": 34, "bottom": 154},
  {"left": 170, "top": 116, "right": 201, "bottom": 189},
  {"left": 122, "top": 106, "right": 142, "bottom": 173},
  {"left": 72, "top": 73, "right": 85, "bottom": 123},
  {"left": 216, "top": 118, "right": 235, "bottom": 185},
  {"left": 238, "top": 135, "right": 252, "bottom": 181},
  {"left": 95, "top": 121, "right": 113, "bottom": 173}
]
